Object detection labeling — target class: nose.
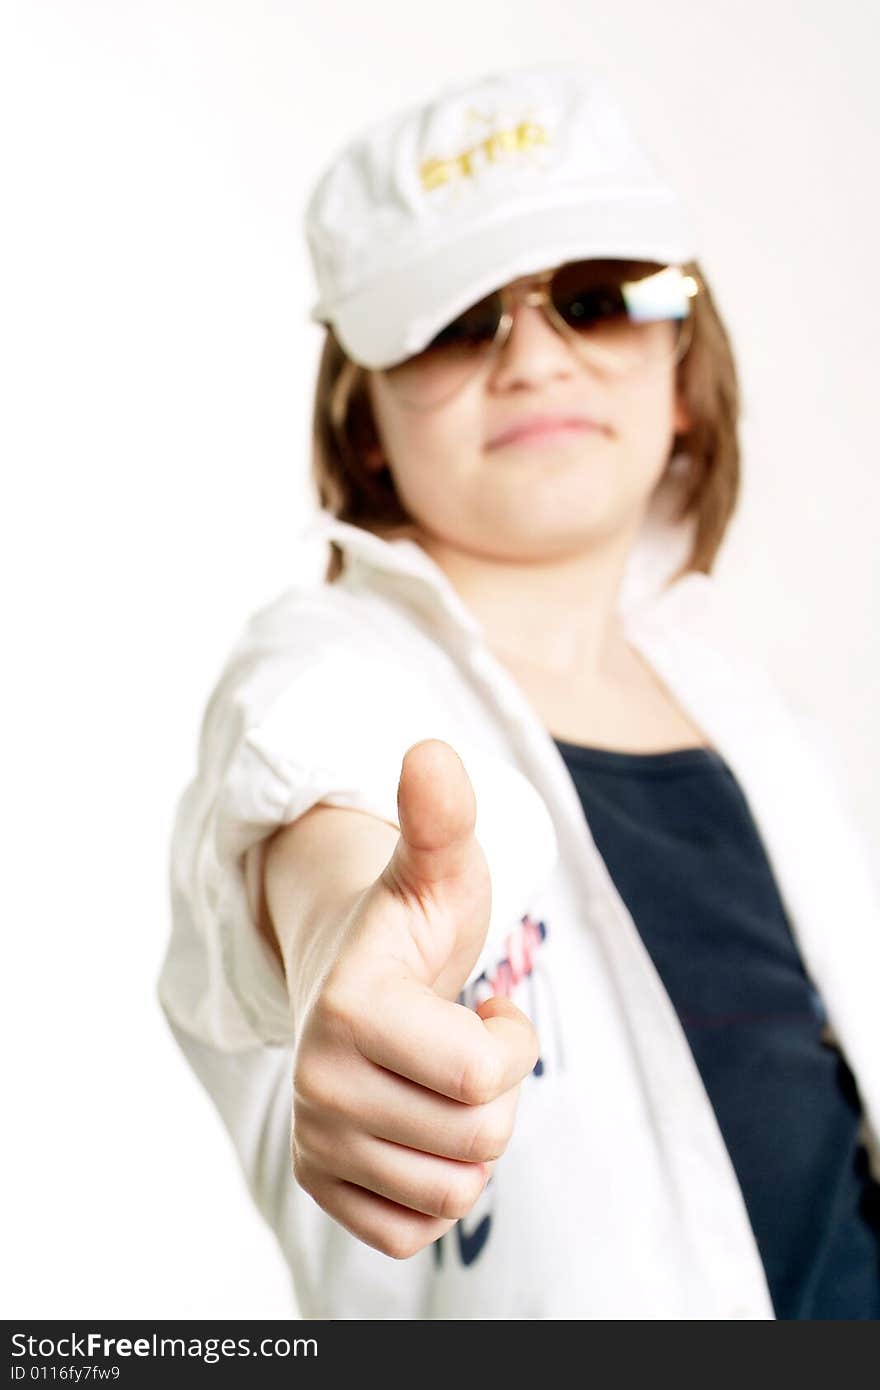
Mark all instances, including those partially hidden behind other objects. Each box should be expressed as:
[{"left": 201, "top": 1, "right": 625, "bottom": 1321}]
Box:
[{"left": 487, "top": 294, "right": 580, "bottom": 390}]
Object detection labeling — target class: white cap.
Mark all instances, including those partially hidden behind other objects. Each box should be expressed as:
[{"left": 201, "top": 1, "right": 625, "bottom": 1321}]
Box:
[{"left": 304, "top": 61, "right": 699, "bottom": 370}]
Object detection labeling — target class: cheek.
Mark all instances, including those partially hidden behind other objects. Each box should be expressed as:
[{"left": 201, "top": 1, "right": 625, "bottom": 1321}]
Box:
[
  {"left": 382, "top": 426, "right": 465, "bottom": 518},
  {"left": 380, "top": 403, "right": 481, "bottom": 498},
  {"left": 616, "top": 373, "right": 679, "bottom": 444}
]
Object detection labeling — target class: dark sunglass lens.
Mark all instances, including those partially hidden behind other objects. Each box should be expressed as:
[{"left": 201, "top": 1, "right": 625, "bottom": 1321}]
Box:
[
  {"left": 553, "top": 259, "right": 661, "bottom": 318},
  {"left": 425, "top": 293, "right": 503, "bottom": 352},
  {"left": 562, "top": 284, "right": 626, "bottom": 327},
  {"left": 552, "top": 260, "right": 650, "bottom": 328}
]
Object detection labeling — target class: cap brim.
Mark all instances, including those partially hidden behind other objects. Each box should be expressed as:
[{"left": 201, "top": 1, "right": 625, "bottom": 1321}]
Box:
[{"left": 313, "top": 193, "right": 698, "bottom": 369}]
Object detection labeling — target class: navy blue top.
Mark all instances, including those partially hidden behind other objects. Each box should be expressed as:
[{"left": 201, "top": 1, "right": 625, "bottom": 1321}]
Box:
[{"left": 553, "top": 735, "right": 880, "bottom": 1320}]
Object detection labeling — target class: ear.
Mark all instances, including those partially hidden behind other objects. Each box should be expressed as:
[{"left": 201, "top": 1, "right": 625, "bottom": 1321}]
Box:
[
  {"left": 673, "top": 387, "right": 692, "bottom": 435},
  {"left": 363, "top": 444, "right": 386, "bottom": 474}
]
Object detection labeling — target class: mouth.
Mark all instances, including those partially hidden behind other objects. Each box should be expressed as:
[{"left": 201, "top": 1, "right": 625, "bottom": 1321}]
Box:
[{"left": 486, "top": 418, "right": 606, "bottom": 450}]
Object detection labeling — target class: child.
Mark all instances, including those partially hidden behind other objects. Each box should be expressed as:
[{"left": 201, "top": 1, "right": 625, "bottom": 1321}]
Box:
[{"left": 157, "top": 61, "right": 880, "bottom": 1319}]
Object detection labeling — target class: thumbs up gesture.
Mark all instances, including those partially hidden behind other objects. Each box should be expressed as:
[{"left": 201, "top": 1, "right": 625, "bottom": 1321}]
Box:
[{"left": 288, "top": 739, "right": 540, "bottom": 1259}]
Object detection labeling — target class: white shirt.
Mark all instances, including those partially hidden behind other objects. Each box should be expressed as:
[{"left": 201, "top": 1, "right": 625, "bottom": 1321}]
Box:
[{"left": 157, "top": 486, "right": 880, "bottom": 1320}]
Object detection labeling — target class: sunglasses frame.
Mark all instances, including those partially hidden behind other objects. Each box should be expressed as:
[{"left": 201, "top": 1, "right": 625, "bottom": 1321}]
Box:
[{"left": 380, "top": 260, "right": 698, "bottom": 411}]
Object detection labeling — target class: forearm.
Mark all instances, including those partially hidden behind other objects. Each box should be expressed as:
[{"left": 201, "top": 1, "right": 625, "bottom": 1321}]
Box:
[{"left": 262, "top": 804, "right": 400, "bottom": 1021}]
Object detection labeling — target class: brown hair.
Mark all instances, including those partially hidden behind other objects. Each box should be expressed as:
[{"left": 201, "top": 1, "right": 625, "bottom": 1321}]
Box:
[{"left": 309, "top": 259, "right": 741, "bottom": 585}]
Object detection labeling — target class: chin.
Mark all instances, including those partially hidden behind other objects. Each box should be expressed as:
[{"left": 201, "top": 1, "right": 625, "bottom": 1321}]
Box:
[{"left": 497, "top": 477, "right": 624, "bottom": 527}]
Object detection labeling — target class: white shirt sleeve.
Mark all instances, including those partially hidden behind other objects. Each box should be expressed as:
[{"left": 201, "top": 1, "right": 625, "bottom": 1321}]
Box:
[
  {"left": 157, "top": 583, "right": 559, "bottom": 1056},
  {"left": 157, "top": 587, "right": 405, "bottom": 1053}
]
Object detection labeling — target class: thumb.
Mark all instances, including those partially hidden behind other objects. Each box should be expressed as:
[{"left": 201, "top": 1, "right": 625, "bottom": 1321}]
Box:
[{"left": 381, "top": 738, "right": 492, "bottom": 992}]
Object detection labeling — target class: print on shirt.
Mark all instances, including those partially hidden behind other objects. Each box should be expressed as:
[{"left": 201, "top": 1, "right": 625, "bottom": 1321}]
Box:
[
  {"left": 435, "top": 913, "right": 550, "bottom": 1271},
  {"left": 459, "top": 912, "right": 548, "bottom": 1073}
]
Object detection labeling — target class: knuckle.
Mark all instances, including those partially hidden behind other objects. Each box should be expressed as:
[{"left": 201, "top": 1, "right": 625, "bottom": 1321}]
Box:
[
  {"left": 458, "top": 1050, "right": 502, "bottom": 1107},
  {"left": 316, "top": 975, "right": 359, "bottom": 1034},
  {"left": 293, "top": 1055, "right": 348, "bottom": 1118},
  {"left": 292, "top": 1058, "right": 331, "bottom": 1111},
  {"left": 433, "top": 1171, "right": 483, "bottom": 1222},
  {"left": 289, "top": 1108, "right": 322, "bottom": 1162},
  {"left": 377, "top": 1224, "right": 426, "bottom": 1260},
  {"left": 291, "top": 1099, "right": 348, "bottom": 1176},
  {"left": 466, "top": 1110, "right": 509, "bottom": 1163}
]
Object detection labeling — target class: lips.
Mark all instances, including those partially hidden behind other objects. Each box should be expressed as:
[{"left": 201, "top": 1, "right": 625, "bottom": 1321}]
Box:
[{"left": 486, "top": 414, "right": 605, "bottom": 449}]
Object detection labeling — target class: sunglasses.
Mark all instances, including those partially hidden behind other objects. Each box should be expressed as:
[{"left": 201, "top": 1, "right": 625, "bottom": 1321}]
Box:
[{"left": 380, "top": 260, "right": 699, "bottom": 410}]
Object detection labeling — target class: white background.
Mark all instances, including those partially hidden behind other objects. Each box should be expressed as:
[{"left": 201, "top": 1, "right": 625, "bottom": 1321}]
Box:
[{"left": 3, "top": 0, "right": 878, "bottom": 1319}]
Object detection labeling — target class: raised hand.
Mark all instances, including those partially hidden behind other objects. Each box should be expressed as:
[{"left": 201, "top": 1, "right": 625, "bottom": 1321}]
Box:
[{"left": 289, "top": 739, "right": 539, "bottom": 1258}]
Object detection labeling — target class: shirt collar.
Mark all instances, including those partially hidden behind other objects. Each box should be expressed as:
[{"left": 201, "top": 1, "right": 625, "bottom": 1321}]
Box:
[{"left": 303, "top": 508, "right": 485, "bottom": 637}]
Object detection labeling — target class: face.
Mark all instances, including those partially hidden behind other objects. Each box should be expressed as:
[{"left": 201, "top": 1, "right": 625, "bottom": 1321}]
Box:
[{"left": 363, "top": 267, "right": 692, "bottom": 565}]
